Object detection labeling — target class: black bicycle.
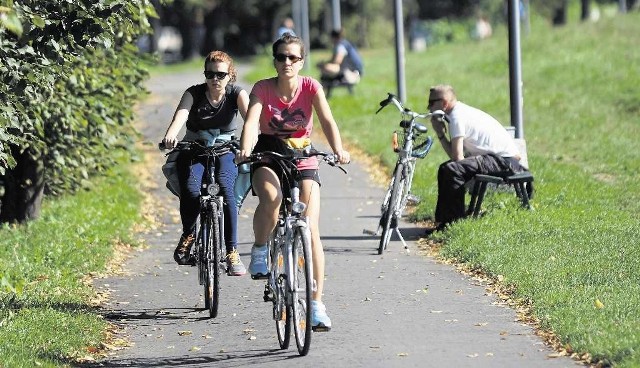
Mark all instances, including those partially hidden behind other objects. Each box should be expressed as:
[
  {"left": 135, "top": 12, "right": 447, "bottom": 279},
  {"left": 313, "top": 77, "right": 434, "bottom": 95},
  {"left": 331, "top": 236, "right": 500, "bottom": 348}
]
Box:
[
  {"left": 240, "top": 148, "right": 346, "bottom": 356},
  {"left": 160, "top": 139, "right": 238, "bottom": 318},
  {"left": 373, "top": 93, "right": 445, "bottom": 254}
]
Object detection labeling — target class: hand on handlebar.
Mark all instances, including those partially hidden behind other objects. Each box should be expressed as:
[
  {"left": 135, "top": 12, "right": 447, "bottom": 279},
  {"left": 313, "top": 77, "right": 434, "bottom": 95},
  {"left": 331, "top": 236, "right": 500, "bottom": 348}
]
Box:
[{"left": 335, "top": 149, "right": 351, "bottom": 165}]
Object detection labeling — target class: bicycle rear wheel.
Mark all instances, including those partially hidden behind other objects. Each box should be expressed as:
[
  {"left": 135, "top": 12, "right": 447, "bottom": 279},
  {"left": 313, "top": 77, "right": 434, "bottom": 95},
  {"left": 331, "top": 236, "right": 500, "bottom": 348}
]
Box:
[
  {"left": 203, "top": 206, "right": 221, "bottom": 318},
  {"left": 292, "top": 225, "right": 312, "bottom": 356},
  {"left": 272, "top": 234, "right": 291, "bottom": 349},
  {"left": 378, "top": 164, "right": 404, "bottom": 254}
]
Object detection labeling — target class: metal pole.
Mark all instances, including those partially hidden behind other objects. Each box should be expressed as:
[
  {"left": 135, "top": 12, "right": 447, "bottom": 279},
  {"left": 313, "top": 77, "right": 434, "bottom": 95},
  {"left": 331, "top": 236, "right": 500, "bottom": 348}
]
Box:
[
  {"left": 331, "top": 0, "right": 341, "bottom": 30},
  {"left": 300, "top": 0, "right": 311, "bottom": 70},
  {"left": 393, "top": 0, "right": 406, "bottom": 103},
  {"left": 292, "top": 0, "right": 301, "bottom": 37},
  {"left": 508, "top": 0, "right": 524, "bottom": 138}
]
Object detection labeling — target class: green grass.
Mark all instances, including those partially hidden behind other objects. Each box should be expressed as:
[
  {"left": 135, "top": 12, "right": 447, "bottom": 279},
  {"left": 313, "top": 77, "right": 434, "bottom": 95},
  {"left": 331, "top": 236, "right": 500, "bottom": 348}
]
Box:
[
  {"left": 249, "top": 11, "right": 640, "bottom": 367},
  {"left": 0, "top": 161, "right": 142, "bottom": 367}
]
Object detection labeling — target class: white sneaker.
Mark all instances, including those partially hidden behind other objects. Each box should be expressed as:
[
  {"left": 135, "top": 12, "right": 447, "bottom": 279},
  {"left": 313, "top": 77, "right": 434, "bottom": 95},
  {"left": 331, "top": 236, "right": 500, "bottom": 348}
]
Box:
[
  {"left": 248, "top": 245, "right": 268, "bottom": 279},
  {"left": 311, "top": 300, "right": 332, "bottom": 332}
]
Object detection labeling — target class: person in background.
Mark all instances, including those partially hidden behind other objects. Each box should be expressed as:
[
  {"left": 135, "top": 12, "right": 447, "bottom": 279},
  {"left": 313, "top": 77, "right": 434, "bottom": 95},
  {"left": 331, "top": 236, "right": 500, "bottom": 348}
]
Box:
[
  {"left": 276, "top": 17, "right": 296, "bottom": 39},
  {"left": 426, "top": 84, "right": 526, "bottom": 233},
  {"left": 316, "top": 28, "right": 363, "bottom": 85},
  {"left": 162, "top": 50, "right": 249, "bottom": 275},
  {"left": 236, "top": 33, "right": 350, "bottom": 331}
]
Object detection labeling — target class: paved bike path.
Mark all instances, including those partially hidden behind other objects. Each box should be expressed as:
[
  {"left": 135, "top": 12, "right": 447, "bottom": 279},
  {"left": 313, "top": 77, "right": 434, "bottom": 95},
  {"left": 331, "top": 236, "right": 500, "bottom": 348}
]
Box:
[{"left": 91, "top": 68, "right": 576, "bottom": 367}]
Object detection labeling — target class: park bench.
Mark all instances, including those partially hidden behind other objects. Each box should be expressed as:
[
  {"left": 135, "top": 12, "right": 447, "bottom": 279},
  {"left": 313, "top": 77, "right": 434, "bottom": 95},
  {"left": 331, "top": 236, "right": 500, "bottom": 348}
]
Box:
[
  {"left": 466, "top": 129, "right": 534, "bottom": 217},
  {"left": 320, "top": 73, "right": 359, "bottom": 98}
]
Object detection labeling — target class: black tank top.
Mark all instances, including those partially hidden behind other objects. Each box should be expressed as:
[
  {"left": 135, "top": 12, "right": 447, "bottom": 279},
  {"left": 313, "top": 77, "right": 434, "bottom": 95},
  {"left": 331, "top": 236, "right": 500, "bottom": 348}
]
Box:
[{"left": 185, "top": 83, "right": 243, "bottom": 132}]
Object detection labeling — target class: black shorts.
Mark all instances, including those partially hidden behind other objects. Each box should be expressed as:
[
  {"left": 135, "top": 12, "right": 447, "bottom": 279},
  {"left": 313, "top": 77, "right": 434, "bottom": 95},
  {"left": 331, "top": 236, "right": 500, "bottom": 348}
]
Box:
[{"left": 250, "top": 134, "right": 321, "bottom": 196}]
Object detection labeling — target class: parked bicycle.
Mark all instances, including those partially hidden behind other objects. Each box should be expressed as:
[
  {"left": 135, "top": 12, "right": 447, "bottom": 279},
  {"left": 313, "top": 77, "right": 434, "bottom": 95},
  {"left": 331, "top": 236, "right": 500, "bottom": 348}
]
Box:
[
  {"left": 240, "top": 148, "right": 346, "bottom": 356},
  {"left": 372, "top": 93, "right": 445, "bottom": 254},
  {"left": 159, "top": 139, "right": 239, "bottom": 318}
]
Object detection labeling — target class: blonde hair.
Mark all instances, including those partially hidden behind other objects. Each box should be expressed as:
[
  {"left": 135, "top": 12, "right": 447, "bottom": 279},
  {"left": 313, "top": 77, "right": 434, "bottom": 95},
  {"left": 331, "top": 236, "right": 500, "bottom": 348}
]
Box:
[{"left": 204, "top": 50, "right": 237, "bottom": 83}]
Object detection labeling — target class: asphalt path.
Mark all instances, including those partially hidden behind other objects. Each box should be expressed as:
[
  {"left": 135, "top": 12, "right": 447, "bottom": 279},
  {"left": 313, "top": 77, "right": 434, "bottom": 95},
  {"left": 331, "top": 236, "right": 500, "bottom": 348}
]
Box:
[{"left": 90, "top": 66, "right": 577, "bottom": 367}]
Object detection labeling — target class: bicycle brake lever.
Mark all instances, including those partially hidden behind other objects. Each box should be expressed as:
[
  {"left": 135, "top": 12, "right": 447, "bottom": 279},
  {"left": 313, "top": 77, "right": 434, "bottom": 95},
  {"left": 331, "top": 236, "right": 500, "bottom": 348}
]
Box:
[{"left": 376, "top": 93, "right": 394, "bottom": 114}]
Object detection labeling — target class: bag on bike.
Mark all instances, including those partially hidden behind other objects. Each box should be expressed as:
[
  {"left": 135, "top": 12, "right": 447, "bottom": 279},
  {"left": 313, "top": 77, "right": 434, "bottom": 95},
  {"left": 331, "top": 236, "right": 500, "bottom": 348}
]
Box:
[{"left": 162, "top": 150, "right": 181, "bottom": 197}]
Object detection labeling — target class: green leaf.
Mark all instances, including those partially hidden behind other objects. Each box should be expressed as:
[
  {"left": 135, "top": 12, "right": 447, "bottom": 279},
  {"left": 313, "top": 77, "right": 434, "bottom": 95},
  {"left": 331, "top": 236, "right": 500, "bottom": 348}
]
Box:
[
  {"left": 31, "top": 15, "right": 45, "bottom": 28},
  {"left": 0, "top": 11, "right": 23, "bottom": 37}
]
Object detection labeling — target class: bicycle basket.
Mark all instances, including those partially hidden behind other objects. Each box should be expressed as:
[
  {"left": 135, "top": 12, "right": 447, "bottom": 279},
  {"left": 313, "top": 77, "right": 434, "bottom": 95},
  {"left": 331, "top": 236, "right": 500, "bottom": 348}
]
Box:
[{"left": 411, "top": 136, "right": 434, "bottom": 159}]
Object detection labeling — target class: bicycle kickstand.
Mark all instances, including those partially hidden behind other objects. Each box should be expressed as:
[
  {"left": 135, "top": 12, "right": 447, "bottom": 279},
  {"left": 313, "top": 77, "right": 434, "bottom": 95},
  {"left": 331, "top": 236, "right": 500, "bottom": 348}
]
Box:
[{"left": 393, "top": 227, "right": 410, "bottom": 253}]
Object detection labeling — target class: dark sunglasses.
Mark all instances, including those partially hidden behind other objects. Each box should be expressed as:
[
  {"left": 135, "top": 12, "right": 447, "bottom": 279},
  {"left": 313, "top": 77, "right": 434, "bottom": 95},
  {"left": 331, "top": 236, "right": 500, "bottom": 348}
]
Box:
[
  {"left": 274, "top": 53, "right": 303, "bottom": 63},
  {"left": 204, "top": 71, "right": 229, "bottom": 80},
  {"left": 428, "top": 98, "right": 442, "bottom": 106}
]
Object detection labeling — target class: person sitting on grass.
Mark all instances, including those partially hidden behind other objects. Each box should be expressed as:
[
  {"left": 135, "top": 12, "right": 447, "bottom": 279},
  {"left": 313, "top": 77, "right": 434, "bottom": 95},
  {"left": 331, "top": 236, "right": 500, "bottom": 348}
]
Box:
[
  {"left": 316, "top": 28, "right": 363, "bottom": 85},
  {"left": 426, "top": 84, "right": 527, "bottom": 233}
]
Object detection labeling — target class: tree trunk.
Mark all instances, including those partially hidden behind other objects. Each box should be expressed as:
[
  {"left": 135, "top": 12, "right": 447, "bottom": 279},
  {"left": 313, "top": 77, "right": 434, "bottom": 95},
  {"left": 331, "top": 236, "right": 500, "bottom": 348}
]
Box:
[
  {"left": 0, "top": 148, "right": 45, "bottom": 224},
  {"left": 580, "top": 0, "right": 591, "bottom": 21},
  {"left": 552, "top": 2, "right": 567, "bottom": 26}
]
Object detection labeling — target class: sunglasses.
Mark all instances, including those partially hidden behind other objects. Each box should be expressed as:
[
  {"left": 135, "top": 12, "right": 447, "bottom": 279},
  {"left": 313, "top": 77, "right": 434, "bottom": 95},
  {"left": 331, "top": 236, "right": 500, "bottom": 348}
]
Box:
[
  {"left": 428, "top": 98, "right": 442, "bottom": 106},
  {"left": 274, "top": 53, "right": 303, "bottom": 63},
  {"left": 204, "top": 71, "right": 229, "bottom": 80}
]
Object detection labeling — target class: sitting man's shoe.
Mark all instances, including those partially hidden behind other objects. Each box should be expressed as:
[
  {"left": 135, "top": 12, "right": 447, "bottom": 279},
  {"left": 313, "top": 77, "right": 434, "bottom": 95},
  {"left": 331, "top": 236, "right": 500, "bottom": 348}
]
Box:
[
  {"left": 226, "top": 249, "right": 246, "bottom": 276},
  {"left": 311, "top": 300, "right": 332, "bottom": 332},
  {"left": 174, "top": 233, "right": 196, "bottom": 265},
  {"left": 248, "top": 244, "right": 268, "bottom": 279}
]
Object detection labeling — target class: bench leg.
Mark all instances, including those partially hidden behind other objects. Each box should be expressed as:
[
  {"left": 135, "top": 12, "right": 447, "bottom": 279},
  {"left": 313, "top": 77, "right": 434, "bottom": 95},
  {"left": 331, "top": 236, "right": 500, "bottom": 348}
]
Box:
[
  {"left": 513, "top": 181, "right": 532, "bottom": 209},
  {"left": 468, "top": 181, "right": 489, "bottom": 217}
]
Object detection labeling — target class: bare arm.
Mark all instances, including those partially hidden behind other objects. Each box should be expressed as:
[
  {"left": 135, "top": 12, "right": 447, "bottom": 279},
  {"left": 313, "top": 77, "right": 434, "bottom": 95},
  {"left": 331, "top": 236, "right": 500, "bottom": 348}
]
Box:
[
  {"left": 312, "top": 87, "right": 350, "bottom": 164},
  {"left": 237, "top": 93, "right": 262, "bottom": 162},
  {"left": 236, "top": 89, "right": 250, "bottom": 120},
  {"left": 163, "top": 91, "right": 193, "bottom": 148}
]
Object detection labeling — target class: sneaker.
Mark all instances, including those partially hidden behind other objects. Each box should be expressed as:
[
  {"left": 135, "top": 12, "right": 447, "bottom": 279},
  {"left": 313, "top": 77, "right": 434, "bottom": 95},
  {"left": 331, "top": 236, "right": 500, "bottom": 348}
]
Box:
[
  {"left": 174, "top": 233, "right": 196, "bottom": 265},
  {"left": 248, "top": 244, "right": 268, "bottom": 279},
  {"left": 311, "top": 300, "right": 332, "bottom": 332},
  {"left": 226, "top": 249, "right": 246, "bottom": 276}
]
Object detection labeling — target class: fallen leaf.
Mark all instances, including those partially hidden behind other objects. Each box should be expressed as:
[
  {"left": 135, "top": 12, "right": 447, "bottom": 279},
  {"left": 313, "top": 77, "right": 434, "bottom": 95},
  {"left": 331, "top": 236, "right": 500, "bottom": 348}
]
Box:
[
  {"left": 178, "top": 331, "right": 193, "bottom": 336},
  {"left": 190, "top": 346, "right": 201, "bottom": 351},
  {"left": 594, "top": 299, "right": 604, "bottom": 309},
  {"left": 397, "top": 352, "right": 408, "bottom": 357}
]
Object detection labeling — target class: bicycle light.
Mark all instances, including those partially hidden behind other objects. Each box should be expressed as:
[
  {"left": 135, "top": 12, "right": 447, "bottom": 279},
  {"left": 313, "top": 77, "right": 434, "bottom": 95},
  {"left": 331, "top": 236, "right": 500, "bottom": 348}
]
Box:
[
  {"left": 292, "top": 201, "right": 306, "bottom": 214},
  {"left": 392, "top": 131, "right": 399, "bottom": 151},
  {"left": 206, "top": 183, "right": 220, "bottom": 196}
]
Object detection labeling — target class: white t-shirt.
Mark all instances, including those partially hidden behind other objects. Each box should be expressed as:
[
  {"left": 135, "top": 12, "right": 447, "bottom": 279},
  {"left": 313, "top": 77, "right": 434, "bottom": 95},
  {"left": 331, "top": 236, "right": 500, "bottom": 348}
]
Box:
[{"left": 447, "top": 101, "right": 520, "bottom": 158}]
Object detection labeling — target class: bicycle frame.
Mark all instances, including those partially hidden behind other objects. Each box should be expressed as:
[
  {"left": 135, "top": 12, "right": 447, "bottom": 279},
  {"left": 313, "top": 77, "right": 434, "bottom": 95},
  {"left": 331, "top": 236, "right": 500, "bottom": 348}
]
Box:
[
  {"left": 160, "top": 140, "right": 236, "bottom": 318},
  {"left": 244, "top": 149, "right": 345, "bottom": 356},
  {"left": 373, "top": 93, "right": 444, "bottom": 254}
]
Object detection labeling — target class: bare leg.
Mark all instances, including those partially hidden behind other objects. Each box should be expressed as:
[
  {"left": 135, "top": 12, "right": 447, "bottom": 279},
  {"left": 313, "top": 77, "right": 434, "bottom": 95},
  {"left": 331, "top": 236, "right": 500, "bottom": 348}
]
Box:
[{"left": 251, "top": 167, "right": 281, "bottom": 244}]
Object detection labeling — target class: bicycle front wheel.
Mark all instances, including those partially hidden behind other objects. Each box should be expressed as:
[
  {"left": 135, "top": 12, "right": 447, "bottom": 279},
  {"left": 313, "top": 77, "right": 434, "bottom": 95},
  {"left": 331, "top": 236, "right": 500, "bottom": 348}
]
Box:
[
  {"left": 272, "top": 232, "right": 291, "bottom": 349},
  {"left": 292, "top": 225, "right": 312, "bottom": 356},
  {"left": 378, "top": 163, "right": 404, "bottom": 254},
  {"left": 203, "top": 206, "right": 221, "bottom": 318}
]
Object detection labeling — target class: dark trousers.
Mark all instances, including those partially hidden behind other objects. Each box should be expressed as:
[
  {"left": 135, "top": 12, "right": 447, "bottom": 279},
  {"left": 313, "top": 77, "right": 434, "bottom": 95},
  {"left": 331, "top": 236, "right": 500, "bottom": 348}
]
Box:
[
  {"left": 435, "top": 154, "right": 523, "bottom": 224},
  {"left": 177, "top": 151, "right": 238, "bottom": 251}
]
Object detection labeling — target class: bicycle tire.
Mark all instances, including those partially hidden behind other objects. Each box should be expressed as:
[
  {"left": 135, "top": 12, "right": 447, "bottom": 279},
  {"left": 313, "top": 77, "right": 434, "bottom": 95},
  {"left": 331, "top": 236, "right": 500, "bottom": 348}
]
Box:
[
  {"left": 272, "top": 233, "right": 291, "bottom": 349},
  {"left": 203, "top": 204, "right": 221, "bottom": 318},
  {"left": 378, "top": 163, "right": 404, "bottom": 254},
  {"left": 292, "top": 225, "right": 312, "bottom": 356}
]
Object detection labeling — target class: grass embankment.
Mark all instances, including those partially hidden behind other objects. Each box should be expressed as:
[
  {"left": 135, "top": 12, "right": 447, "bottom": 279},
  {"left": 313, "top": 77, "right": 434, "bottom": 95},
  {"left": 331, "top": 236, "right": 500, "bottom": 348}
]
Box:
[
  {"left": 0, "top": 161, "right": 142, "bottom": 367},
  {"left": 248, "top": 11, "right": 640, "bottom": 367}
]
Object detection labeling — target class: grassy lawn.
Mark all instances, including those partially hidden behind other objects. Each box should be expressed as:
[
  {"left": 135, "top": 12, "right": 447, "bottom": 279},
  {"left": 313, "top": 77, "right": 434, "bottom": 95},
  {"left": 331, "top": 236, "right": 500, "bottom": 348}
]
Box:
[
  {"left": 0, "top": 160, "right": 142, "bottom": 366},
  {"left": 248, "top": 10, "right": 639, "bottom": 367}
]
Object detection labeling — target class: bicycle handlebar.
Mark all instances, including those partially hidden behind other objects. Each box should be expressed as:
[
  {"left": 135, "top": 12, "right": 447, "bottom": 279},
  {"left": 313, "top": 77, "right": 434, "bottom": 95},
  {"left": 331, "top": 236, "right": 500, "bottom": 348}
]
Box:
[
  {"left": 158, "top": 139, "right": 240, "bottom": 154},
  {"left": 239, "top": 149, "right": 348, "bottom": 174},
  {"left": 376, "top": 92, "right": 446, "bottom": 121}
]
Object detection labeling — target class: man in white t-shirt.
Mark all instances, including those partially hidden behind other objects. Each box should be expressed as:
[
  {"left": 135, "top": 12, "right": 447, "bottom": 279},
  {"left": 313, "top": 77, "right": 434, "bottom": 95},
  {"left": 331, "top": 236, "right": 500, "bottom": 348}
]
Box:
[{"left": 427, "top": 84, "right": 526, "bottom": 232}]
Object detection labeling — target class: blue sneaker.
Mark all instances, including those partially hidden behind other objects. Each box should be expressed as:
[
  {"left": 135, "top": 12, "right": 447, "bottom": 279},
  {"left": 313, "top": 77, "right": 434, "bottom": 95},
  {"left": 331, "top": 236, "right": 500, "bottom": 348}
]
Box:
[
  {"left": 311, "top": 300, "right": 332, "bottom": 332},
  {"left": 248, "top": 245, "right": 268, "bottom": 279}
]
